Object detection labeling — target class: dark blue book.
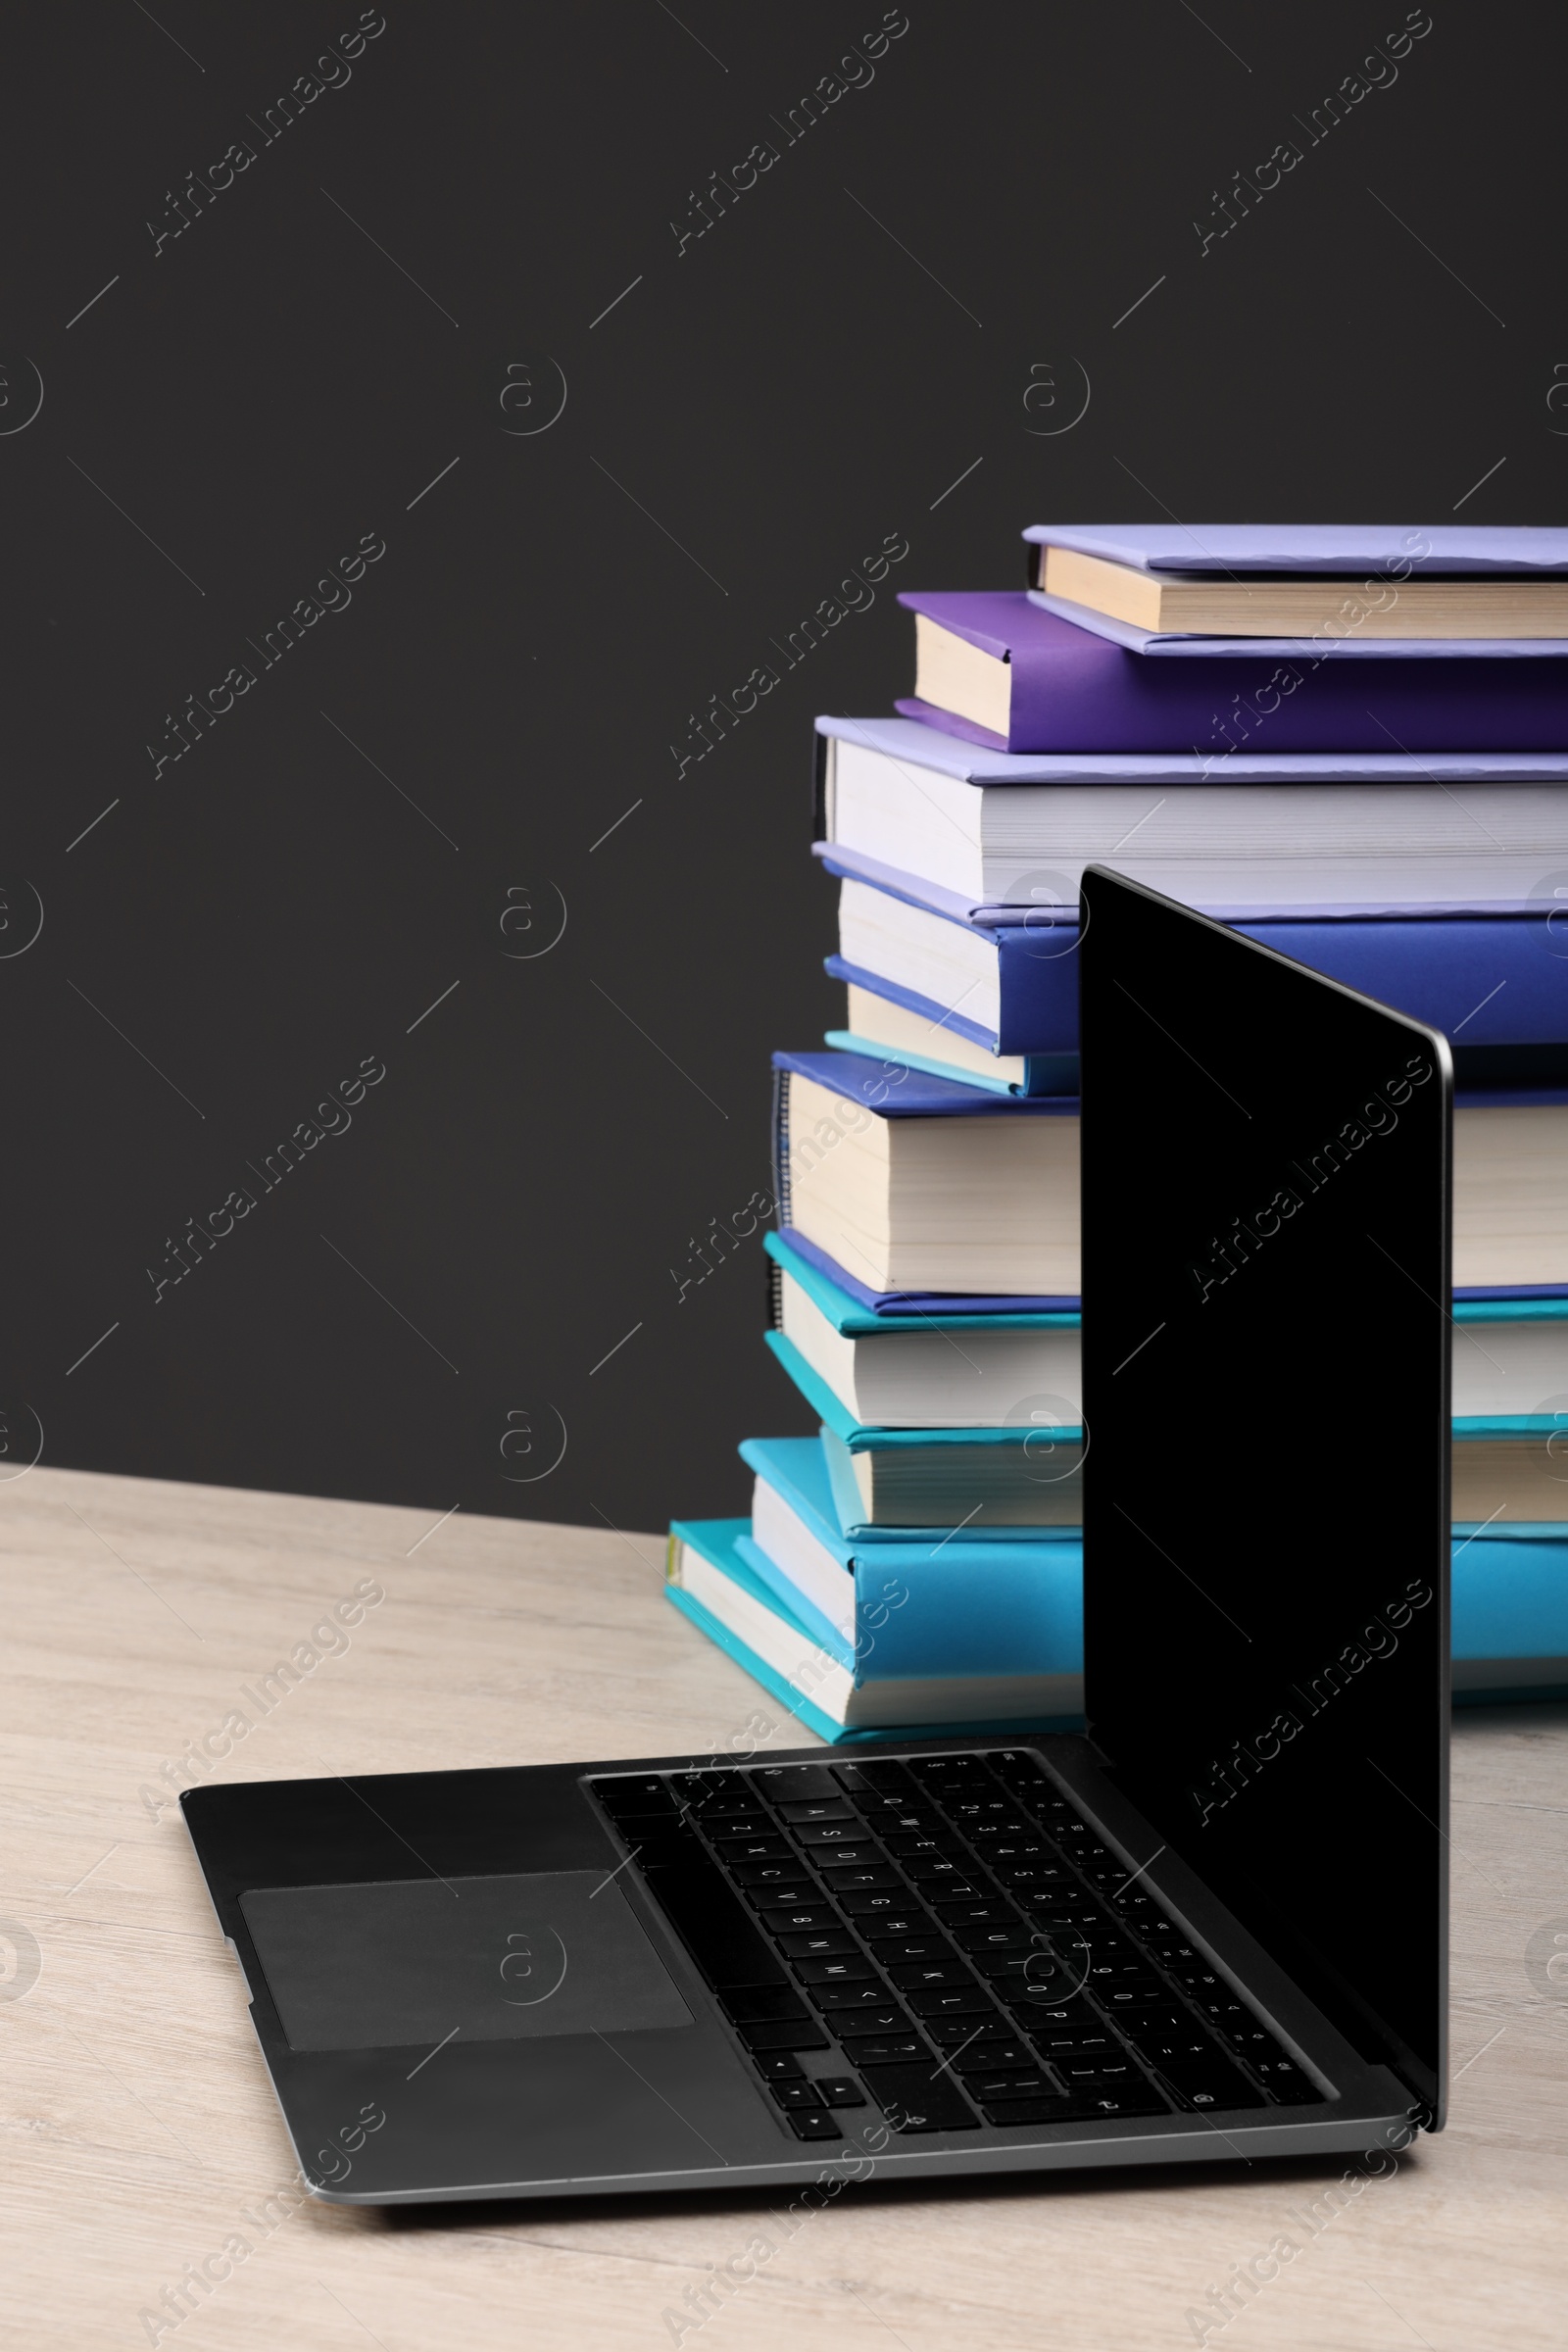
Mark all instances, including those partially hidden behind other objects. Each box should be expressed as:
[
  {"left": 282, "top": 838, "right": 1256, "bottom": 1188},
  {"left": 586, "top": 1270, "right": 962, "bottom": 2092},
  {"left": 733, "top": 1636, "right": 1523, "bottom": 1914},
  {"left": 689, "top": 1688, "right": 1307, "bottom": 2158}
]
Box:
[{"left": 822, "top": 850, "right": 1568, "bottom": 1097}]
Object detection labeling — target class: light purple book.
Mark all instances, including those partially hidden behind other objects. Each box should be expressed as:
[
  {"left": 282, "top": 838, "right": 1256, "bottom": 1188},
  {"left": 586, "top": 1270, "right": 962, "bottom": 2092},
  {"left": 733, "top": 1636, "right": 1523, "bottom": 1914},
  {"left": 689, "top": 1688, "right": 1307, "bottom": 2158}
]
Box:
[
  {"left": 1022, "top": 524, "right": 1568, "bottom": 658},
  {"left": 1024, "top": 525, "right": 1568, "bottom": 571},
  {"left": 899, "top": 589, "right": 1568, "bottom": 750}
]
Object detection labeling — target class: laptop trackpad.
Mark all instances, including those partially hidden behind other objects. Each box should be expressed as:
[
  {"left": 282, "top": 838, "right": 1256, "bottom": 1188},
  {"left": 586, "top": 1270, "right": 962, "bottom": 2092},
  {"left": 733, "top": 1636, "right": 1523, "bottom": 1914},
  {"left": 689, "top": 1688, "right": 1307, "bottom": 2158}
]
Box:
[{"left": 240, "top": 1872, "right": 694, "bottom": 2052}]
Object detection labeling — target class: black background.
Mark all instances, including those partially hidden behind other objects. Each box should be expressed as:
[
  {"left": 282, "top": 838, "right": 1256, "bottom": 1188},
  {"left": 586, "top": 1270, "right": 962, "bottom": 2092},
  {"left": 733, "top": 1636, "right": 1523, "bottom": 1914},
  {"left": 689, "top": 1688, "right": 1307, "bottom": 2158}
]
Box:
[{"left": 2, "top": 0, "right": 1555, "bottom": 1536}]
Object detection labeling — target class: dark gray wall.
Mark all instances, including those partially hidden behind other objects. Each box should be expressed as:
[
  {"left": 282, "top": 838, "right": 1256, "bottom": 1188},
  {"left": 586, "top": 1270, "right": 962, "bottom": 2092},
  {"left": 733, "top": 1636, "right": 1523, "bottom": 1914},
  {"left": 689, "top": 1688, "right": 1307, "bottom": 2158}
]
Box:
[{"left": 4, "top": 0, "right": 1555, "bottom": 1531}]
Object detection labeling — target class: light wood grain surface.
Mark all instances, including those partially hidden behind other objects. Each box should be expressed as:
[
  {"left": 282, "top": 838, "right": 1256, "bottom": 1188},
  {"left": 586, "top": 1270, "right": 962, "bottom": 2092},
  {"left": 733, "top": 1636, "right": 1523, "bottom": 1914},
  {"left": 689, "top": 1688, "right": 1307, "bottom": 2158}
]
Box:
[{"left": 3, "top": 1463, "right": 1565, "bottom": 2351}]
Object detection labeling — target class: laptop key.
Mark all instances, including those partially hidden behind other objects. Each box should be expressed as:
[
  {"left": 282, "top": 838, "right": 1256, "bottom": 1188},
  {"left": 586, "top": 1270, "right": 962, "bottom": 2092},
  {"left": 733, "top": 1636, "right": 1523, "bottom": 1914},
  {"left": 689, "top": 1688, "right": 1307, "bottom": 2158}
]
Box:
[
  {"left": 840, "top": 2032, "right": 926, "bottom": 2064},
  {"left": 906, "top": 1985, "right": 999, "bottom": 2020},
  {"left": 788, "top": 2111, "right": 843, "bottom": 2140},
  {"left": 859, "top": 2064, "right": 980, "bottom": 2132},
  {"left": 932, "top": 1898, "right": 1019, "bottom": 1928},
  {"left": 816, "top": 2077, "right": 867, "bottom": 2108},
  {"left": 753, "top": 2052, "right": 804, "bottom": 2081},
  {"left": 822, "top": 2003, "right": 907, "bottom": 2037},
  {"left": 644, "top": 1854, "right": 790, "bottom": 1990},
  {"left": 721, "top": 1986, "right": 810, "bottom": 2025},
  {"left": 850, "top": 1909, "right": 938, "bottom": 1940},
  {"left": 832, "top": 1760, "right": 916, "bottom": 1795},
  {"left": 1055, "top": 2061, "right": 1152, "bottom": 2094},
  {"left": 856, "top": 1804, "right": 944, "bottom": 1836},
  {"left": 812, "top": 1981, "right": 900, "bottom": 2013},
  {"left": 979, "top": 2096, "right": 1073, "bottom": 2126},
  {"left": 1156, "top": 2066, "right": 1268, "bottom": 2111},
  {"left": 986, "top": 2087, "right": 1167, "bottom": 2125},
  {"left": 964, "top": 2069, "right": 1057, "bottom": 2101},
  {"left": 1028, "top": 2026, "right": 1122, "bottom": 2061},
  {"left": 1222, "top": 2025, "right": 1296, "bottom": 2065},
  {"left": 923, "top": 2015, "right": 1018, "bottom": 2047},
  {"left": 951, "top": 2037, "right": 1037, "bottom": 2071},
  {"left": 792, "top": 1822, "right": 874, "bottom": 1849},
  {"left": 1068, "top": 2086, "right": 1170, "bottom": 2119},
  {"left": 1251, "top": 2058, "right": 1324, "bottom": 2104},
  {"left": 589, "top": 1775, "right": 678, "bottom": 1817},
  {"left": 794, "top": 1956, "right": 877, "bottom": 1985},
  {"left": 772, "top": 2081, "right": 825, "bottom": 2110},
  {"left": 777, "top": 1930, "right": 860, "bottom": 1960},
  {"left": 734, "top": 1860, "right": 818, "bottom": 1890},
  {"left": 865, "top": 1934, "right": 956, "bottom": 1965},
  {"left": 670, "top": 1769, "right": 750, "bottom": 1803},
  {"left": 841, "top": 1888, "right": 922, "bottom": 1918},
  {"left": 740, "top": 2021, "right": 831, "bottom": 2052},
  {"left": 712, "top": 1833, "right": 793, "bottom": 1862},
  {"left": 760, "top": 1904, "right": 840, "bottom": 1934},
  {"left": 950, "top": 1925, "right": 1038, "bottom": 1954},
  {"left": 820, "top": 1863, "right": 903, "bottom": 1892},
  {"left": 908, "top": 1757, "right": 992, "bottom": 1789},
  {"left": 752, "top": 1765, "right": 843, "bottom": 1802},
  {"left": 887, "top": 1959, "right": 978, "bottom": 1992},
  {"left": 776, "top": 1798, "right": 856, "bottom": 1824}
]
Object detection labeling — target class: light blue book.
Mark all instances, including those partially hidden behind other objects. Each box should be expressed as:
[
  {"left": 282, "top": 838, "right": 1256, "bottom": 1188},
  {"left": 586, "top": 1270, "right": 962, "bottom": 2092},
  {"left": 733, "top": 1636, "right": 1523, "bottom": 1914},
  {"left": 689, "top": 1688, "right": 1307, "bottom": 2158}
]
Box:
[
  {"left": 664, "top": 1515, "right": 1084, "bottom": 1740},
  {"left": 737, "top": 1433, "right": 1568, "bottom": 1701},
  {"left": 762, "top": 1330, "right": 1084, "bottom": 1536},
  {"left": 739, "top": 1435, "right": 1083, "bottom": 1684}
]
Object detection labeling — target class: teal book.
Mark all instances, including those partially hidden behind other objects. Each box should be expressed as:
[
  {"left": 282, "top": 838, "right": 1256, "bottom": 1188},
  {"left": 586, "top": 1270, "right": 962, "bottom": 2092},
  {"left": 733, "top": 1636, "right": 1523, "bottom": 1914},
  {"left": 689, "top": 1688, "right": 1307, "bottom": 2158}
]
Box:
[
  {"left": 763, "top": 1331, "right": 1084, "bottom": 1533},
  {"left": 664, "top": 1515, "right": 1085, "bottom": 1740},
  {"left": 739, "top": 1434, "right": 1083, "bottom": 1682}
]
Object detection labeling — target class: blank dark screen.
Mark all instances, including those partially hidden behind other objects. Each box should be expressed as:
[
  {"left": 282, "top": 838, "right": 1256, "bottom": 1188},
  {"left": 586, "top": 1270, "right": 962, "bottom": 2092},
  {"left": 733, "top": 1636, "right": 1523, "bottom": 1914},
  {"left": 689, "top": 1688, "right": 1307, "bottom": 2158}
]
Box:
[{"left": 1079, "top": 866, "right": 1450, "bottom": 2115}]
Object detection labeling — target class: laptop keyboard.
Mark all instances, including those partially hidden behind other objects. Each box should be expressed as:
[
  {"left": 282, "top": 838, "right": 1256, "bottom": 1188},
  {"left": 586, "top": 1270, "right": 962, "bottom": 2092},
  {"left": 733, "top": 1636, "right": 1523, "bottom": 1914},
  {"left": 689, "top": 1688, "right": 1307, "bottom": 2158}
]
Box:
[{"left": 587, "top": 1747, "right": 1324, "bottom": 2141}]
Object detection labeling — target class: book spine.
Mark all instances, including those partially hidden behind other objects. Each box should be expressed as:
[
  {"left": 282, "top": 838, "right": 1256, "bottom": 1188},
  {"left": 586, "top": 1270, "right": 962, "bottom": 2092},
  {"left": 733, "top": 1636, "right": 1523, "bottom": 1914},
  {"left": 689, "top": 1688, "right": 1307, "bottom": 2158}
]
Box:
[
  {"left": 771, "top": 1065, "right": 793, "bottom": 1230},
  {"left": 812, "top": 730, "right": 830, "bottom": 842}
]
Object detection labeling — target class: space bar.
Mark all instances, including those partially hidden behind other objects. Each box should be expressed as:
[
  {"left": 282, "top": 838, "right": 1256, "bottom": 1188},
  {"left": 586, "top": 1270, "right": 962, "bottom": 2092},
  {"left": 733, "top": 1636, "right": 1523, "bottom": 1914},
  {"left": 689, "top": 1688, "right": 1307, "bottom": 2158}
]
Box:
[{"left": 639, "top": 1848, "right": 788, "bottom": 1992}]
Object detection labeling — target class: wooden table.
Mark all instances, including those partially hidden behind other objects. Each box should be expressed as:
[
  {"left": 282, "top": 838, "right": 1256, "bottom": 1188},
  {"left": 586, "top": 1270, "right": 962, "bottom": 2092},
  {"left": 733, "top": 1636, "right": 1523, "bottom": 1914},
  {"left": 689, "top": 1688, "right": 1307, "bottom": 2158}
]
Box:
[{"left": 4, "top": 1465, "right": 1564, "bottom": 2350}]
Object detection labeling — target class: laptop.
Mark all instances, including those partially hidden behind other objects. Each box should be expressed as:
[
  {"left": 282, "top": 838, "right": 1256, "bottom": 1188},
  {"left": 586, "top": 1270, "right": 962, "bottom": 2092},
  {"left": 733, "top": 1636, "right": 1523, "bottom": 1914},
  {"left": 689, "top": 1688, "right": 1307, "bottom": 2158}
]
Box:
[{"left": 182, "top": 866, "right": 1450, "bottom": 2202}]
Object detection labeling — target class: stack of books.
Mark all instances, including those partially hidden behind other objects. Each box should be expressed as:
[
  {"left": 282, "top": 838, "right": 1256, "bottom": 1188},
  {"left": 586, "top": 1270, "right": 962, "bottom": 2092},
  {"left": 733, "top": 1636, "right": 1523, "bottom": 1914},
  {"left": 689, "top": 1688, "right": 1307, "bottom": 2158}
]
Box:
[{"left": 668, "top": 524, "right": 1568, "bottom": 1740}]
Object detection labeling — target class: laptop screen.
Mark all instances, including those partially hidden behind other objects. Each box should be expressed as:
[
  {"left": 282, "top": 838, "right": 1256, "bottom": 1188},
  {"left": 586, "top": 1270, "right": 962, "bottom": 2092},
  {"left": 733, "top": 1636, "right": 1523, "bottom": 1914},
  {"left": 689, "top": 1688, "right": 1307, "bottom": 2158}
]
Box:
[{"left": 1078, "top": 865, "right": 1450, "bottom": 2118}]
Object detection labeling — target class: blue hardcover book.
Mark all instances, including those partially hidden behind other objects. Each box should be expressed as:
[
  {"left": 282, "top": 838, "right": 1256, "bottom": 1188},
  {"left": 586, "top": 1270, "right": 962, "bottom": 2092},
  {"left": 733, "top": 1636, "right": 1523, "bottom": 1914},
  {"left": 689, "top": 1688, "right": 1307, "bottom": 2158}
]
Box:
[
  {"left": 665, "top": 1512, "right": 1085, "bottom": 1737},
  {"left": 821, "top": 851, "right": 1568, "bottom": 1098},
  {"left": 772, "top": 1043, "right": 1083, "bottom": 1306},
  {"left": 762, "top": 1225, "right": 1076, "bottom": 1334},
  {"left": 1023, "top": 524, "right": 1568, "bottom": 658}
]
